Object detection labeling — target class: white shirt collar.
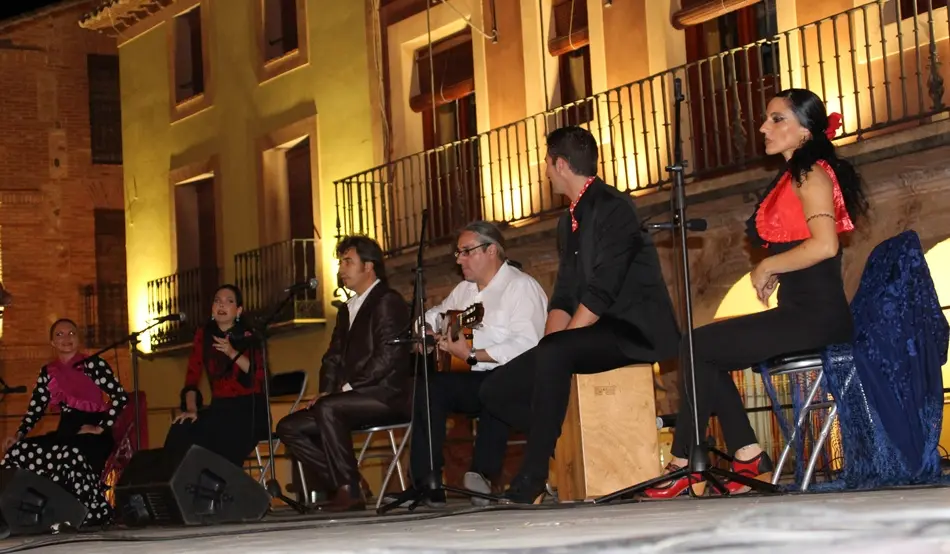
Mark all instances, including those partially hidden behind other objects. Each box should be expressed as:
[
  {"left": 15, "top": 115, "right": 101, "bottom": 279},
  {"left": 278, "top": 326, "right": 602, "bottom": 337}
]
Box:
[
  {"left": 346, "top": 279, "right": 381, "bottom": 328},
  {"left": 348, "top": 279, "right": 381, "bottom": 306},
  {"left": 484, "top": 261, "right": 514, "bottom": 291}
]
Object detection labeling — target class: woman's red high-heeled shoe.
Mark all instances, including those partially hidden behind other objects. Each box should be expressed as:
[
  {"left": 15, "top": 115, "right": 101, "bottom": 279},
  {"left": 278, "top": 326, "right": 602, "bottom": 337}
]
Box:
[
  {"left": 642, "top": 462, "right": 706, "bottom": 499},
  {"left": 715, "top": 451, "right": 774, "bottom": 495}
]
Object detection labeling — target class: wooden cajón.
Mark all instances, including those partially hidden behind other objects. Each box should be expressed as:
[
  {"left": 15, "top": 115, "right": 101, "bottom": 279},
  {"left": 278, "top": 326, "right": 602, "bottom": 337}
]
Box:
[{"left": 553, "top": 364, "right": 662, "bottom": 501}]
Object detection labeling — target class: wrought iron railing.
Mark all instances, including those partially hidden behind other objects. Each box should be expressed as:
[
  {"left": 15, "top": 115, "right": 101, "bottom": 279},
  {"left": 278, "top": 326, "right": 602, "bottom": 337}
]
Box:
[
  {"left": 234, "top": 239, "right": 323, "bottom": 325},
  {"left": 147, "top": 267, "right": 220, "bottom": 349},
  {"left": 80, "top": 283, "right": 129, "bottom": 348},
  {"left": 336, "top": 0, "right": 950, "bottom": 256}
]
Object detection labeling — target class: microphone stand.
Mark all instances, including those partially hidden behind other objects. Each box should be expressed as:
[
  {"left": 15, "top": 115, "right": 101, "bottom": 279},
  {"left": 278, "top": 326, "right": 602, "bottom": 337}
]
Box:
[
  {"left": 377, "top": 209, "right": 495, "bottom": 515},
  {"left": 81, "top": 319, "right": 165, "bottom": 452},
  {"left": 595, "top": 78, "right": 779, "bottom": 503},
  {"left": 231, "top": 290, "right": 308, "bottom": 514},
  {"left": 0, "top": 376, "right": 25, "bottom": 404}
]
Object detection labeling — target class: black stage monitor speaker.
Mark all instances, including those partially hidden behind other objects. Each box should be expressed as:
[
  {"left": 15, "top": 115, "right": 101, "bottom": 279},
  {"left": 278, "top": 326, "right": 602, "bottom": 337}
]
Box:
[
  {"left": 115, "top": 444, "right": 270, "bottom": 526},
  {"left": 0, "top": 468, "right": 88, "bottom": 535}
]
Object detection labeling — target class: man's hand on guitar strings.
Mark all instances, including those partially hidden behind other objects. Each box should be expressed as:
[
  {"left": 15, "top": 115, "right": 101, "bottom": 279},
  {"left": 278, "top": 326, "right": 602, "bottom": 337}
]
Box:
[{"left": 438, "top": 331, "right": 468, "bottom": 361}]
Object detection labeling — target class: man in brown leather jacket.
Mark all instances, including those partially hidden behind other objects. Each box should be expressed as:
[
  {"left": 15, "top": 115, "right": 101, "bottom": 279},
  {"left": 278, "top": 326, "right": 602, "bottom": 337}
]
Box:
[{"left": 277, "top": 236, "right": 410, "bottom": 512}]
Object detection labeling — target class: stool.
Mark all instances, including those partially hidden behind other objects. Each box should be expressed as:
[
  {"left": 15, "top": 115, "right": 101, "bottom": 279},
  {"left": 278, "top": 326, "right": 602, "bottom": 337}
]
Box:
[
  {"left": 756, "top": 349, "right": 849, "bottom": 490},
  {"left": 553, "top": 364, "right": 661, "bottom": 500}
]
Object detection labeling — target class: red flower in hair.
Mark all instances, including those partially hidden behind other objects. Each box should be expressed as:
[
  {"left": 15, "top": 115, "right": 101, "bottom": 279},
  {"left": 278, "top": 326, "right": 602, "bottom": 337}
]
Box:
[{"left": 825, "top": 112, "right": 843, "bottom": 139}]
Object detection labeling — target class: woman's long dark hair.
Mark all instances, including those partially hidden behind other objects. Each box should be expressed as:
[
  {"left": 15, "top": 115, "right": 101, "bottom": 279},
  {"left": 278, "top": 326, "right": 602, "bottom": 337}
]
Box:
[
  {"left": 203, "top": 284, "right": 250, "bottom": 377},
  {"left": 775, "top": 88, "right": 870, "bottom": 220}
]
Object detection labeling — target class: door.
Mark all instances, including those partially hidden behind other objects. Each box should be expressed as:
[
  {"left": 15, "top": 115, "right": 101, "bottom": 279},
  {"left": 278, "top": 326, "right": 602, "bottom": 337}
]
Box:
[
  {"left": 285, "top": 137, "right": 318, "bottom": 317},
  {"left": 685, "top": 0, "right": 778, "bottom": 173},
  {"left": 422, "top": 94, "right": 481, "bottom": 242}
]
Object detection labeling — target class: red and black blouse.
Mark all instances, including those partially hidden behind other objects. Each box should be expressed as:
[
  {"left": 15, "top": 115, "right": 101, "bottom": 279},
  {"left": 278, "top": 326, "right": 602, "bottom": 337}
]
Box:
[{"left": 180, "top": 324, "right": 265, "bottom": 410}]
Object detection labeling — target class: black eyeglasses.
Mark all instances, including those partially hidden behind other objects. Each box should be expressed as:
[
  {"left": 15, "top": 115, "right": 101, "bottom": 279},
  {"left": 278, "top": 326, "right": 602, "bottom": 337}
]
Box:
[{"left": 454, "top": 243, "right": 490, "bottom": 258}]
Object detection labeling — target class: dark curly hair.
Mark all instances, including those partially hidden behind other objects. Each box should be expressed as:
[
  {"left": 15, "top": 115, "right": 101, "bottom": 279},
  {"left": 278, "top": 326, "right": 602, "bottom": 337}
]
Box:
[
  {"left": 774, "top": 88, "right": 869, "bottom": 220},
  {"left": 336, "top": 235, "right": 387, "bottom": 283}
]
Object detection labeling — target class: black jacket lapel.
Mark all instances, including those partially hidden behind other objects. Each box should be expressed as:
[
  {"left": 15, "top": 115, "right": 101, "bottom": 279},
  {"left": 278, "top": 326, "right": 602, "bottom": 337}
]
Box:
[{"left": 346, "top": 283, "right": 387, "bottom": 341}]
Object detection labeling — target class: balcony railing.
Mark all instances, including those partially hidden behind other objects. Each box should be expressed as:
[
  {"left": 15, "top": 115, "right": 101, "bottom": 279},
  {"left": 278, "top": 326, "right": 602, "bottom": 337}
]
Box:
[
  {"left": 147, "top": 267, "right": 220, "bottom": 349},
  {"left": 234, "top": 239, "right": 323, "bottom": 326},
  {"left": 336, "top": 0, "right": 950, "bottom": 256},
  {"left": 80, "top": 283, "right": 129, "bottom": 348}
]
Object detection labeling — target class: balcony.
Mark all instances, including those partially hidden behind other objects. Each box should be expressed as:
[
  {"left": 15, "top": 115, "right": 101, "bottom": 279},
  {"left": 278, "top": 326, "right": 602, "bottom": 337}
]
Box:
[
  {"left": 80, "top": 283, "right": 130, "bottom": 348},
  {"left": 147, "top": 267, "right": 220, "bottom": 350},
  {"left": 234, "top": 238, "right": 324, "bottom": 327},
  {"left": 335, "top": 0, "right": 950, "bottom": 256}
]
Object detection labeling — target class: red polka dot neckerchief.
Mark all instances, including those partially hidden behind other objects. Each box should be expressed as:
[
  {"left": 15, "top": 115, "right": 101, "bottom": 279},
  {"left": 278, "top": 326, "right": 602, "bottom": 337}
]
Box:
[{"left": 570, "top": 176, "right": 597, "bottom": 232}]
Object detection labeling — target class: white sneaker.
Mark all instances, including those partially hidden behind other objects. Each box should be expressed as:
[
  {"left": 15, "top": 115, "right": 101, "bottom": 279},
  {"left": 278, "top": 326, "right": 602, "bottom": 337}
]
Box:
[{"left": 463, "top": 471, "right": 492, "bottom": 507}]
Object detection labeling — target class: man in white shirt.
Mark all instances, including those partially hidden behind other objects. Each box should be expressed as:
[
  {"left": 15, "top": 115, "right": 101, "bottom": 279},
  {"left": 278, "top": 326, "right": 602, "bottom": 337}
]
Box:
[
  {"left": 277, "top": 236, "right": 411, "bottom": 512},
  {"left": 408, "top": 221, "right": 548, "bottom": 506}
]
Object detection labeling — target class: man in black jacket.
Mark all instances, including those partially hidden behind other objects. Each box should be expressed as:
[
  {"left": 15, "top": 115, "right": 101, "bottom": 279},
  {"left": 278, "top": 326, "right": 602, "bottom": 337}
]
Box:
[
  {"left": 479, "top": 125, "right": 681, "bottom": 504},
  {"left": 277, "top": 236, "right": 410, "bottom": 512}
]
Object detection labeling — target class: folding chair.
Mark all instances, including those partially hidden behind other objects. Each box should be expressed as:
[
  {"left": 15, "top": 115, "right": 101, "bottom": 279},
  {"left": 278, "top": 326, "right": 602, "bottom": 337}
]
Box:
[
  {"left": 353, "top": 422, "right": 412, "bottom": 510},
  {"left": 246, "top": 370, "right": 308, "bottom": 484}
]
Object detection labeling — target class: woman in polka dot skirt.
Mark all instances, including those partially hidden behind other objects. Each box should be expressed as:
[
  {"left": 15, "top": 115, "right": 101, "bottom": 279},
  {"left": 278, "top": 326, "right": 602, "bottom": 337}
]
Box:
[{"left": 1, "top": 318, "right": 128, "bottom": 527}]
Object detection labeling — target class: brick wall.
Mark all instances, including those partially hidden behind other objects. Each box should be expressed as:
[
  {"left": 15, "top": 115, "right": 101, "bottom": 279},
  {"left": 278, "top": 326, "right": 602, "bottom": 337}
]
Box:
[{"left": 0, "top": 3, "right": 127, "bottom": 440}]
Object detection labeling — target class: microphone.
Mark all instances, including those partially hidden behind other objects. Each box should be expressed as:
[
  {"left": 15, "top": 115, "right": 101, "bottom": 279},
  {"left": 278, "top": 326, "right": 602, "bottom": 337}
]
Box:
[
  {"left": 643, "top": 218, "right": 707, "bottom": 232},
  {"left": 284, "top": 277, "right": 318, "bottom": 293},
  {"left": 152, "top": 313, "right": 187, "bottom": 323}
]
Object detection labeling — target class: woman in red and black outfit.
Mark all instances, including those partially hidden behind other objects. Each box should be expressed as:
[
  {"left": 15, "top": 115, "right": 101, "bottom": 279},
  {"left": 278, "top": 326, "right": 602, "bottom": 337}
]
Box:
[
  {"left": 164, "top": 284, "right": 268, "bottom": 467},
  {"left": 645, "top": 89, "right": 869, "bottom": 498}
]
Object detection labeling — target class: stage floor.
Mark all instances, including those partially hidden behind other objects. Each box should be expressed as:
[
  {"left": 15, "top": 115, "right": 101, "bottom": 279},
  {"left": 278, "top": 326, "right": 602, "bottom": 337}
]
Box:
[{"left": 4, "top": 486, "right": 950, "bottom": 553}]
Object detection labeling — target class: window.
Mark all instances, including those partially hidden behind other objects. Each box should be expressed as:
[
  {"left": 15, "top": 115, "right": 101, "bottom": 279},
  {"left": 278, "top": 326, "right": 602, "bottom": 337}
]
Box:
[
  {"left": 899, "top": 0, "right": 949, "bottom": 18},
  {"left": 174, "top": 6, "right": 205, "bottom": 104},
  {"left": 684, "top": 0, "right": 779, "bottom": 172},
  {"left": 264, "top": 0, "right": 299, "bottom": 61},
  {"left": 410, "top": 31, "right": 482, "bottom": 240},
  {"left": 557, "top": 46, "right": 593, "bottom": 125},
  {"left": 548, "top": 0, "right": 593, "bottom": 126},
  {"left": 256, "top": 0, "right": 308, "bottom": 82},
  {"left": 175, "top": 176, "right": 217, "bottom": 272},
  {"left": 550, "top": 0, "right": 588, "bottom": 50},
  {"left": 88, "top": 210, "right": 129, "bottom": 347},
  {"left": 253, "top": 118, "right": 323, "bottom": 322},
  {"left": 410, "top": 30, "right": 475, "bottom": 118},
  {"left": 87, "top": 54, "right": 122, "bottom": 165}
]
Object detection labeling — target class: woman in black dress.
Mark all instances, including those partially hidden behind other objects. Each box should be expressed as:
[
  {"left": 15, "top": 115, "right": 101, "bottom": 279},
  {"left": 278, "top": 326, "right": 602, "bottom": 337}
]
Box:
[
  {"left": 2, "top": 318, "right": 128, "bottom": 525},
  {"left": 163, "top": 284, "right": 268, "bottom": 467},
  {"left": 645, "top": 88, "right": 869, "bottom": 498}
]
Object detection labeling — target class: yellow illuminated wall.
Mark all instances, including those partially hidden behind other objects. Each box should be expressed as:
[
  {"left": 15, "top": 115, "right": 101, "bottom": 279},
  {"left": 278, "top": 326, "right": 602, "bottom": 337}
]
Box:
[
  {"left": 712, "top": 272, "right": 779, "bottom": 458},
  {"left": 117, "top": 0, "right": 376, "bottom": 429},
  {"left": 924, "top": 240, "right": 950, "bottom": 454}
]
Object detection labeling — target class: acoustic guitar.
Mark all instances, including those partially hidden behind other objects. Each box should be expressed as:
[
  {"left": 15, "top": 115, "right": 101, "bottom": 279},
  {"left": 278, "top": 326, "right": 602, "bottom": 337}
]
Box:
[{"left": 437, "top": 302, "right": 485, "bottom": 372}]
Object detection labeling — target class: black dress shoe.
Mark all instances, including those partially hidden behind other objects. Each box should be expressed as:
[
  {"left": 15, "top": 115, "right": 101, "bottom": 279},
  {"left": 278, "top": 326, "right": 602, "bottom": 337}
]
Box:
[
  {"left": 499, "top": 474, "right": 547, "bottom": 505},
  {"left": 323, "top": 484, "right": 366, "bottom": 512}
]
